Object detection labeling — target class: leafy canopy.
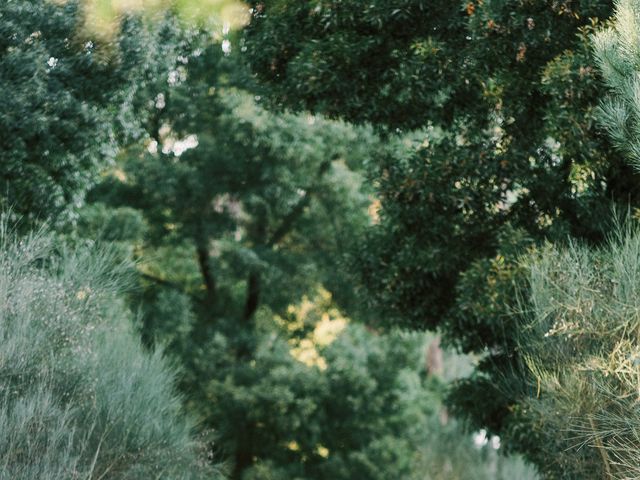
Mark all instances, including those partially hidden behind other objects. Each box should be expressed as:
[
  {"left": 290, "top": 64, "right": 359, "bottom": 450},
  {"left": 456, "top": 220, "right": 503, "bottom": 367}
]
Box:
[{"left": 242, "top": 0, "right": 640, "bottom": 468}]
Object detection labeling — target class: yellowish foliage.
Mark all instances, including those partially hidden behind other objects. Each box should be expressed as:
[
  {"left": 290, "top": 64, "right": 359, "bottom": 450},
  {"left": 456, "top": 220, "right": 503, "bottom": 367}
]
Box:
[
  {"left": 279, "top": 287, "right": 348, "bottom": 370},
  {"left": 316, "top": 445, "right": 329, "bottom": 458},
  {"left": 48, "top": 0, "right": 248, "bottom": 39}
]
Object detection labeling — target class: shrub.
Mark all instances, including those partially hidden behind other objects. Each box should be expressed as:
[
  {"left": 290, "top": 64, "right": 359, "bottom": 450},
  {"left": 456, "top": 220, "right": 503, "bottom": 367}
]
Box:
[
  {"left": 515, "top": 227, "right": 640, "bottom": 479},
  {"left": 0, "top": 227, "right": 217, "bottom": 479}
]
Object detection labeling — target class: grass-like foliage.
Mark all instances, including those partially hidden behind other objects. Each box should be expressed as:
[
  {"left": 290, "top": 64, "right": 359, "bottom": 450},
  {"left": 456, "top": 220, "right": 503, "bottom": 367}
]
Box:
[
  {"left": 0, "top": 227, "right": 216, "bottom": 479},
  {"left": 516, "top": 226, "right": 640, "bottom": 479}
]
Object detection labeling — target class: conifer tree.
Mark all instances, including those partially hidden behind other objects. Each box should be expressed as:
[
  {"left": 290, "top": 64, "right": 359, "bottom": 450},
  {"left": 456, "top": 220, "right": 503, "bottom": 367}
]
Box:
[
  {"left": 511, "top": 229, "right": 640, "bottom": 479},
  {"left": 594, "top": 0, "right": 640, "bottom": 167}
]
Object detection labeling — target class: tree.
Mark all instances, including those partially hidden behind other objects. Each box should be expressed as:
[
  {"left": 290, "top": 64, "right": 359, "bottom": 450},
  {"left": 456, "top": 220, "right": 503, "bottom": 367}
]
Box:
[
  {"left": 0, "top": 0, "right": 183, "bottom": 224},
  {"left": 86, "top": 35, "right": 392, "bottom": 477},
  {"left": 242, "top": 0, "right": 640, "bottom": 460},
  {"left": 90, "top": 36, "right": 378, "bottom": 336},
  {"left": 79, "top": 31, "right": 540, "bottom": 477},
  {"left": 594, "top": 0, "right": 640, "bottom": 166}
]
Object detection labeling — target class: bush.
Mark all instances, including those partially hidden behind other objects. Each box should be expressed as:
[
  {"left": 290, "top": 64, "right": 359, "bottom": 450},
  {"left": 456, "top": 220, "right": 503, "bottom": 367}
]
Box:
[
  {"left": 514, "top": 227, "right": 640, "bottom": 479},
  {"left": 0, "top": 227, "right": 217, "bottom": 479}
]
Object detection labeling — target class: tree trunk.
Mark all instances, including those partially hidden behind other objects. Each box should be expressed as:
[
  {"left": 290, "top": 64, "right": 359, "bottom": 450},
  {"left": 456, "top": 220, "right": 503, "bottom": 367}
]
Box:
[
  {"left": 243, "top": 270, "right": 260, "bottom": 323},
  {"left": 232, "top": 423, "right": 254, "bottom": 480},
  {"left": 196, "top": 240, "right": 216, "bottom": 304}
]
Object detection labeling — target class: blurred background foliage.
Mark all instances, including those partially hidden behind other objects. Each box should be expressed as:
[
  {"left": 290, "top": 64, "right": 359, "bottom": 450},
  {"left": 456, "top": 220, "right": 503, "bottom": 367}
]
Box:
[{"left": 55, "top": 0, "right": 248, "bottom": 37}]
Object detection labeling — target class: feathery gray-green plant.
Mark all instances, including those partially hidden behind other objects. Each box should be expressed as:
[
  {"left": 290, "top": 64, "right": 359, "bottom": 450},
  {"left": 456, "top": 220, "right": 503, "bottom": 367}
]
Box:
[
  {"left": 516, "top": 227, "right": 640, "bottom": 479},
  {"left": 0, "top": 226, "right": 218, "bottom": 480}
]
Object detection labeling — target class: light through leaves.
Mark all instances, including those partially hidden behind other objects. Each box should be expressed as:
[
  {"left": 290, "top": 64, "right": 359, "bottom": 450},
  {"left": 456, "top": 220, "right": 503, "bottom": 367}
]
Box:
[{"left": 50, "top": 0, "right": 248, "bottom": 39}]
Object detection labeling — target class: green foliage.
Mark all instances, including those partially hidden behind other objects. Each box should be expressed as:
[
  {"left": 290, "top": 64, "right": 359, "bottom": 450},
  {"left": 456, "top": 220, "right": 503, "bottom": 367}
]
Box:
[
  {"left": 91, "top": 35, "right": 379, "bottom": 325},
  {"left": 594, "top": 0, "right": 640, "bottom": 168},
  {"left": 78, "top": 30, "right": 540, "bottom": 477},
  {"left": 181, "top": 301, "right": 538, "bottom": 480},
  {"left": 244, "top": 0, "right": 467, "bottom": 130},
  {"left": 85, "top": 30, "right": 429, "bottom": 477},
  {"left": 76, "top": 203, "right": 148, "bottom": 243},
  {"left": 0, "top": 227, "right": 217, "bottom": 479},
  {"left": 243, "top": 0, "right": 640, "bottom": 467},
  {"left": 188, "top": 323, "right": 433, "bottom": 480},
  {"left": 246, "top": 1, "right": 611, "bottom": 133},
  {"left": 508, "top": 228, "right": 640, "bottom": 479},
  {"left": 0, "top": 0, "right": 184, "bottom": 224}
]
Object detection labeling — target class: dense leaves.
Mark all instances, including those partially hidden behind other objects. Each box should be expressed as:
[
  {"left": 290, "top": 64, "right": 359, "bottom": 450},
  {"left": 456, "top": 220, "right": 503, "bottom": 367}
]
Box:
[
  {"left": 0, "top": 0, "right": 182, "bottom": 223},
  {"left": 91, "top": 44, "right": 377, "bottom": 326},
  {"left": 244, "top": 0, "right": 640, "bottom": 465},
  {"left": 245, "top": 0, "right": 467, "bottom": 129}
]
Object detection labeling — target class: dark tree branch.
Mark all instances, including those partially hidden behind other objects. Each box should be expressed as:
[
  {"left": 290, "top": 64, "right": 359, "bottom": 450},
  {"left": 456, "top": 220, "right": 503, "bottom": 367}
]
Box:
[
  {"left": 196, "top": 241, "right": 216, "bottom": 303},
  {"left": 266, "top": 192, "right": 312, "bottom": 247},
  {"left": 242, "top": 270, "right": 261, "bottom": 322},
  {"left": 242, "top": 160, "right": 332, "bottom": 324},
  {"left": 139, "top": 272, "right": 188, "bottom": 295},
  {"left": 266, "top": 159, "right": 331, "bottom": 247},
  {"left": 232, "top": 422, "right": 255, "bottom": 479}
]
